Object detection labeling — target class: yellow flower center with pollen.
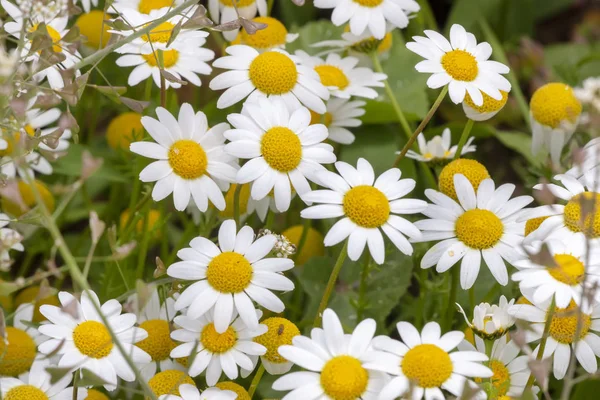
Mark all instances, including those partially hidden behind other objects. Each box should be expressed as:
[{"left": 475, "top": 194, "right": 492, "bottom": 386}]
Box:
[
  {"left": 30, "top": 24, "right": 62, "bottom": 53},
  {"left": 260, "top": 127, "right": 302, "bottom": 172},
  {"left": 563, "top": 192, "right": 600, "bottom": 238},
  {"left": 220, "top": 184, "right": 251, "bottom": 218},
  {"left": 143, "top": 22, "right": 175, "bottom": 44},
  {"left": 549, "top": 301, "right": 592, "bottom": 344},
  {"left": 525, "top": 216, "right": 549, "bottom": 236},
  {"left": 138, "top": 0, "right": 173, "bottom": 13},
  {"left": 489, "top": 360, "right": 511, "bottom": 396},
  {"left": 320, "top": 355, "right": 369, "bottom": 400},
  {"left": 401, "top": 344, "right": 453, "bottom": 388},
  {"left": 206, "top": 252, "right": 253, "bottom": 293},
  {"left": 72, "top": 320, "right": 113, "bottom": 358},
  {"left": 455, "top": 209, "right": 504, "bottom": 250},
  {"left": 438, "top": 158, "right": 490, "bottom": 200},
  {"left": 106, "top": 112, "right": 144, "bottom": 151},
  {"left": 530, "top": 83, "right": 582, "bottom": 129},
  {"left": 168, "top": 139, "right": 208, "bottom": 180},
  {"left": 309, "top": 110, "right": 333, "bottom": 126},
  {"left": 220, "top": 0, "right": 255, "bottom": 6},
  {"left": 1, "top": 180, "right": 55, "bottom": 217},
  {"left": 4, "top": 385, "right": 49, "bottom": 400},
  {"left": 464, "top": 90, "right": 509, "bottom": 113},
  {"left": 142, "top": 49, "right": 179, "bottom": 68},
  {"left": 283, "top": 225, "right": 325, "bottom": 265},
  {"left": 201, "top": 323, "right": 237, "bottom": 353},
  {"left": 441, "top": 50, "right": 479, "bottom": 81},
  {"left": 548, "top": 254, "right": 585, "bottom": 286},
  {"left": 216, "top": 382, "right": 251, "bottom": 400},
  {"left": 239, "top": 17, "right": 288, "bottom": 49},
  {"left": 147, "top": 370, "right": 195, "bottom": 398},
  {"left": 0, "top": 327, "right": 37, "bottom": 376},
  {"left": 352, "top": 0, "right": 383, "bottom": 7},
  {"left": 75, "top": 11, "right": 111, "bottom": 49},
  {"left": 85, "top": 389, "right": 110, "bottom": 400},
  {"left": 314, "top": 65, "right": 350, "bottom": 90},
  {"left": 254, "top": 317, "right": 300, "bottom": 363},
  {"left": 343, "top": 185, "right": 390, "bottom": 228},
  {"left": 136, "top": 319, "right": 176, "bottom": 361},
  {"left": 249, "top": 52, "right": 298, "bottom": 95}
]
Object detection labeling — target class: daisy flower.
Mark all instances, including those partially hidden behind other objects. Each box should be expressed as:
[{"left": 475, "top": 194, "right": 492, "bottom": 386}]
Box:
[
  {"left": 405, "top": 128, "right": 476, "bottom": 163},
  {"left": 0, "top": 213, "right": 23, "bottom": 272},
  {"left": 215, "top": 183, "right": 281, "bottom": 222},
  {"left": 457, "top": 295, "right": 516, "bottom": 340},
  {"left": 273, "top": 308, "right": 387, "bottom": 400},
  {"left": 167, "top": 219, "right": 294, "bottom": 332},
  {"left": 312, "top": 26, "right": 394, "bottom": 57},
  {"left": 308, "top": 97, "right": 365, "bottom": 145},
  {"left": 0, "top": 359, "right": 87, "bottom": 399},
  {"left": 130, "top": 104, "right": 238, "bottom": 212},
  {"left": 565, "top": 137, "right": 600, "bottom": 185},
  {"left": 415, "top": 174, "right": 533, "bottom": 289},
  {"left": 244, "top": 317, "right": 300, "bottom": 376},
  {"left": 529, "top": 83, "right": 582, "bottom": 164},
  {"left": 366, "top": 321, "right": 492, "bottom": 400},
  {"left": 208, "top": 0, "right": 267, "bottom": 41},
  {"left": 159, "top": 384, "right": 237, "bottom": 400},
  {"left": 229, "top": 16, "right": 298, "bottom": 52},
  {"left": 463, "top": 89, "right": 510, "bottom": 121},
  {"left": 146, "top": 369, "right": 196, "bottom": 398},
  {"left": 169, "top": 308, "right": 267, "bottom": 385},
  {"left": 406, "top": 24, "right": 511, "bottom": 105},
  {"left": 224, "top": 97, "right": 336, "bottom": 212},
  {"left": 0, "top": 0, "right": 67, "bottom": 25},
  {"left": 301, "top": 158, "right": 427, "bottom": 264},
  {"left": 209, "top": 46, "right": 330, "bottom": 113},
  {"left": 437, "top": 158, "right": 490, "bottom": 201},
  {"left": 37, "top": 290, "right": 151, "bottom": 390},
  {"left": 509, "top": 293, "right": 600, "bottom": 379},
  {"left": 313, "top": 0, "right": 419, "bottom": 39},
  {"left": 294, "top": 51, "right": 386, "bottom": 99}
]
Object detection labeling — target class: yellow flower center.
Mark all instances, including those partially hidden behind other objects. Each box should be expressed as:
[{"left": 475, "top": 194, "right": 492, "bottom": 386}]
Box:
[
  {"left": 138, "top": 0, "right": 173, "bottom": 13},
  {"left": 0, "top": 327, "right": 37, "bottom": 376},
  {"left": 30, "top": 24, "right": 62, "bottom": 52},
  {"left": 75, "top": 11, "right": 111, "bottom": 49},
  {"left": 314, "top": 65, "right": 350, "bottom": 90},
  {"left": 320, "top": 355, "right": 369, "bottom": 400},
  {"left": 343, "top": 185, "right": 390, "bottom": 228},
  {"left": 85, "top": 389, "right": 110, "bottom": 400},
  {"left": 254, "top": 317, "right": 300, "bottom": 363},
  {"left": 564, "top": 192, "right": 600, "bottom": 238},
  {"left": 147, "top": 370, "right": 195, "bottom": 398},
  {"left": 0, "top": 124, "right": 36, "bottom": 157},
  {"left": 548, "top": 254, "right": 585, "bottom": 286},
  {"left": 441, "top": 50, "right": 479, "bottom": 82},
  {"left": 206, "top": 252, "right": 253, "bottom": 293},
  {"left": 216, "top": 382, "right": 251, "bottom": 400},
  {"left": 525, "top": 216, "right": 549, "bottom": 236},
  {"left": 14, "top": 285, "right": 60, "bottom": 323},
  {"left": 530, "top": 83, "right": 582, "bottom": 128},
  {"left": 219, "top": 0, "right": 255, "bottom": 6},
  {"left": 4, "top": 385, "right": 48, "bottom": 400},
  {"left": 401, "top": 344, "right": 453, "bottom": 388},
  {"left": 136, "top": 319, "right": 176, "bottom": 361},
  {"left": 72, "top": 320, "right": 113, "bottom": 359},
  {"left": 309, "top": 110, "right": 333, "bottom": 126},
  {"left": 167, "top": 139, "right": 208, "bottom": 180},
  {"left": 1, "top": 180, "right": 55, "bottom": 217},
  {"left": 220, "top": 184, "right": 251, "bottom": 218},
  {"left": 282, "top": 225, "right": 325, "bottom": 265},
  {"left": 455, "top": 209, "right": 504, "bottom": 250},
  {"left": 489, "top": 359, "right": 511, "bottom": 396},
  {"left": 142, "top": 49, "right": 179, "bottom": 68},
  {"left": 352, "top": 0, "right": 383, "bottom": 7},
  {"left": 548, "top": 301, "right": 591, "bottom": 344},
  {"left": 106, "top": 112, "right": 144, "bottom": 151},
  {"left": 201, "top": 323, "right": 237, "bottom": 353},
  {"left": 438, "top": 158, "right": 490, "bottom": 200},
  {"left": 516, "top": 296, "right": 532, "bottom": 305},
  {"left": 464, "top": 90, "right": 509, "bottom": 113},
  {"left": 378, "top": 32, "right": 393, "bottom": 53},
  {"left": 260, "top": 126, "right": 302, "bottom": 172},
  {"left": 249, "top": 52, "right": 298, "bottom": 95},
  {"left": 239, "top": 17, "right": 288, "bottom": 49},
  {"left": 143, "top": 22, "right": 175, "bottom": 44}
]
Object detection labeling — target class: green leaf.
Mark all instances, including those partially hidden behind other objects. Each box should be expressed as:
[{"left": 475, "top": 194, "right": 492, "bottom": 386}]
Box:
[
  {"left": 493, "top": 130, "right": 545, "bottom": 168},
  {"left": 0, "top": 280, "right": 19, "bottom": 297},
  {"left": 77, "top": 368, "right": 109, "bottom": 387},
  {"left": 52, "top": 143, "right": 129, "bottom": 183},
  {"left": 573, "top": 380, "right": 600, "bottom": 400},
  {"left": 544, "top": 43, "right": 600, "bottom": 81},
  {"left": 46, "top": 367, "right": 73, "bottom": 384},
  {"left": 446, "top": 0, "right": 503, "bottom": 32},
  {"left": 284, "top": 20, "right": 344, "bottom": 55}
]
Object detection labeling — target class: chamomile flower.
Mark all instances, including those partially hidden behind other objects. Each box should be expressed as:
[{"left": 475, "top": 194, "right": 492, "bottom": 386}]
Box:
[
  {"left": 437, "top": 158, "right": 490, "bottom": 200},
  {"left": 215, "top": 382, "right": 250, "bottom": 399},
  {"left": 75, "top": 10, "right": 111, "bottom": 49},
  {"left": 37, "top": 290, "right": 152, "bottom": 390},
  {"left": 530, "top": 83, "right": 582, "bottom": 164},
  {"left": 301, "top": 158, "right": 427, "bottom": 264},
  {"left": 110, "top": 0, "right": 184, "bottom": 14},
  {"left": 0, "top": 303, "right": 44, "bottom": 377},
  {"left": 224, "top": 97, "right": 335, "bottom": 212},
  {"left": 230, "top": 16, "right": 298, "bottom": 52},
  {"left": 294, "top": 51, "right": 386, "bottom": 99},
  {"left": 0, "top": 0, "right": 67, "bottom": 25},
  {"left": 406, "top": 24, "right": 511, "bottom": 105},
  {"left": 463, "top": 90, "right": 510, "bottom": 121},
  {"left": 106, "top": 112, "right": 144, "bottom": 151},
  {"left": 168, "top": 219, "right": 294, "bottom": 332},
  {"left": 405, "top": 128, "right": 476, "bottom": 163},
  {"left": 415, "top": 175, "right": 533, "bottom": 289},
  {"left": 282, "top": 225, "right": 325, "bottom": 265},
  {"left": 313, "top": 0, "right": 419, "bottom": 39},
  {"left": 308, "top": 97, "right": 365, "bottom": 145},
  {"left": 169, "top": 308, "right": 267, "bottom": 385},
  {"left": 157, "top": 384, "right": 237, "bottom": 400},
  {"left": 565, "top": 137, "right": 600, "bottom": 184},
  {"left": 147, "top": 369, "right": 196, "bottom": 398},
  {"left": 0, "top": 213, "right": 23, "bottom": 272},
  {"left": 457, "top": 296, "right": 516, "bottom": 340},
  {"left": 209, "top": 46, "right": 330, "bottom": 113},
  {"left": 0, "top": 359, "right": 87, "bottom": 399},
  {"left": 247, "top": 317, "right": 300, "bottom": 375},
  {"left": 366, "top": 321, "right": 492, "bottom": 400},
  {"left": 214, "top": 183, "right": 276, "bottom": 222},
  {"left": 208, "top": 0, "right": 267, "bottom": 41},
  {"left": 130, "top": 104, "right": 237, "bottom": 212},
  {"left": 273, "top": 309, "right": 387, "bottom": 400}
]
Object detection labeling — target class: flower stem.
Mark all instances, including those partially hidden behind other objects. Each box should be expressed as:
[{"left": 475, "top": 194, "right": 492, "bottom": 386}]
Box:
[
  {"left": 313, "top": 241, "right": 348, "bottom": 327},
  {"left": 454, "top": 119, "right": 474, "bottom": 160},
  {"left": 294, "top": 218, "right": 311, "bottom": 264},
  {"left": 233, "top": 184, "right": 242, "bottom": 226},
  {"left": 248, "top": 363, "right": 265, "bottom": 399},
  {"left": 357, "top": 254, "right": 371, "bottom": 321},
  {"left": 524, "top": 296, "right": 556, "bottom": 392},
  {"left": 443, "top": 266, "right": 459, "bottom": 331},
  {"left": 393, "top": 86, "right": 448, "bottom": 167}
]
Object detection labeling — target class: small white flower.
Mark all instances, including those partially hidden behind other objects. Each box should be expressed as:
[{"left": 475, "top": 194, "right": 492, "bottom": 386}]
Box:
[
  {"left": 207, "top": 0, "right": 267, "bottom": 41},
  {"left": 457, "top": 295, "right": 516, "bottom": 340},
  {"left": 229, "top": 16, "right": 298, "bottom": 52},
  {"left": 315, "top": 97, "right": 365, "bottom": 145},
  {"left": 405, "top": 128, "right": 476, "bottom": 163},
  {"left": 159, "top": 384, "right": 237, "bottom": 400}
]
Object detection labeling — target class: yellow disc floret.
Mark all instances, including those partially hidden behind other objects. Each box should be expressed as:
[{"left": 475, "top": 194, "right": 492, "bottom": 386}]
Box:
[
  {"left": 168, "top": 139, "right": 208, "bottom": 180},
  {"left": 314, "top": 65, "right": 350, "bottom": 90},
  {"left": 143, "top": 22, "right": 175, "bottom": 44},
  {"left": 220, "top": 184, "right": 251, "bottom": 218},
  {"left": 525, "top": 216, "right": 549, "bottom": 236},
  {"left": 516, "top": 296, "right": 532, "bottom": 305},
  {"left": 238, "top": 17, "right": 288, "bottom": 49},
  {"left": 401, "top": 344, "right": 453, "bottom": 388},
  {"left": 352, "top": 0, "right": 383, "bottom": 7},
  {"left": 201, "top": 323, "right": 237, "bottom": 353},
  {"left": 563, "top": 192, "right": 600, "bottom": 238},
  {"left": 548, "top": 301, "right": 591, "bottom": 344},
  {"left": 206, "top": 252, "right": 253, "bottom": 293},
  {"left": 464, "top": 90, "right": 509, "bottom": 113},
  {"left": 249, "top": 52, "right": 298, "bottom": 95},
  {"left": 30, "top": 24, "right": 62, "bottom": 53},
  {"left": 253, "top": 317, "right": 300, "bottom": 364},
  {"left": 138, "top": 0, "right": 173, "bottom": 13},
  {"left": 0, "top": 327, "right": 37, "bottom": 376},
  {"left": 147, "top": 370, "right": 195, "bottom": 398},
  {"left": 261, "top": 127, "right": 302, "bottom": 172},
  {"left": 1, "top": 180, "right": 55, "bottom": 217},
  {"left": 85, "top": 389, "right": 110, "bottom": 400},
  {"left": 378, "top": 32, "right": 393, "bottom": 53},
  {"left": 488, "top": 359, "right": 511, "bottom": 396},
  {"left": 220, "top": 0, "right": 255, "bottom": 6},
  {"left": 282, "top": 225, "right": 325, "bottom": 265},
  {"left": 142, "top": 49, "right": 179, "bottom": 68},
  {"left": 309, "top": 110, "right": 333, "bottom": 127},
  {"left": 106, "top": 112, "right": 144, "bottom": 151},
  {"left": 14, "top": 285, "right": 60, "bottom": 323},
  {"left": 215, "top": 382, "right": 251, "bottom": 400},
  {"left": 530, "top": 83, "right": 582, "bottom": 128},
  {"left": 548, "top": 254, "right": 585, "bottom": 286},
  {"left": 4, "top": 385, "right": 49, "bottom": 400},
  {"left": 72, "top": 320, "right": 113, "bottom": 358},
  {"left": 441, "top": 50, "right": 478, "bottom": 82},
  {"left": 455, "top": 209, "right": 503, "bottom": 249},
  {"left": 320, "top": 355, "right": 369, "bottom": 400},
  {"left": 136, "top": 319, "right": 176, "bottom": 361},
  {"left": 343, "top": 185, "right": 390, "bottom": 228},
  {"left": 438, "top": 158, "right": 490, "bottom": 200},
  {"left": 76, "top": 11, "right": 111, "bottom": 49}
]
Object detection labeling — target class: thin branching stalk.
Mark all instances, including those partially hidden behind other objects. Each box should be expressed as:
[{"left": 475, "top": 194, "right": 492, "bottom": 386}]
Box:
[
  {"left": 313, "top": 241, "right": 348, "bottom": 327},
  {"left": 453, "top": 119, "right": 474, "bottom": 160},
  {"left": 524, "top": 296, "right": 556, "bottom": 393},
  {"left": 248, "top": 363, "right": 266, "bottom": 399}
]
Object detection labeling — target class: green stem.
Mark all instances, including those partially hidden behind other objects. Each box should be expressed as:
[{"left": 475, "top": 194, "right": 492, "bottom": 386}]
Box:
[
  {"left": 415, "top": 267, "right": 427, "bottom": 328},
  {"left": 313, "top": 241, "right": 348, "bottom": 327},
  {"left": 136, "top": 206, "right": 151, "bottom": 280},
  {"left": 248, "top": 363, "right": 265, "bottom": 399},
  {"left": 233, "top": 184, "right": 242, "bottom": 226},
  {"left": 444, "top": 266, "right": 459, "bottom": 331},
  {"left": 294, "top": 218, "right": 311, "bottom": 264},
  {"left": 469, "top": 286, "right": 475, "bottom": 310},
  {"left": 417, "top": 0, "right": 438, "bottom": 30},
  {"left": 267, "top": 0, "right": 275, "bottom": 15},
  {"left": 524, "top": 296, "right": 556, "bottom": 392},
  {"left": 454, "top": 119, "right": 474, "bottom": 160},
  {"left": 357, "top": 254, "right": 371, "bottom": 321},
  {"left": 394, "top": 86, "right": 448, "bottom": 167}
]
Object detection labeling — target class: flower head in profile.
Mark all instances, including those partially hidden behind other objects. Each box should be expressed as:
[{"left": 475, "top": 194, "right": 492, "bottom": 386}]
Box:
[
  {"left": 230, "top": 16, "right": 298, "bottom": 52},
  {"left": 405, "top": 128, "right": 476, "bottom": 163},
  {"left": 457, "top": 295, "right": 516, "bottom": 340},
  {"left": 301, "top": 158, "right": 427, "bottom": 264},
  {"left": 406, "top": 24, "right": 511, "bottom": 105},
  {"left": 463, "top": 89, "right": 509, "bottom": 121},
  {"left": 246, "top": 316, "right": 300, "bottom": 375},
  {"left": 309, "top": 97, "right": 365, "bottom": 145},
  {"left": 208, "top": 0, "right": 267, "bottom": 41}
]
